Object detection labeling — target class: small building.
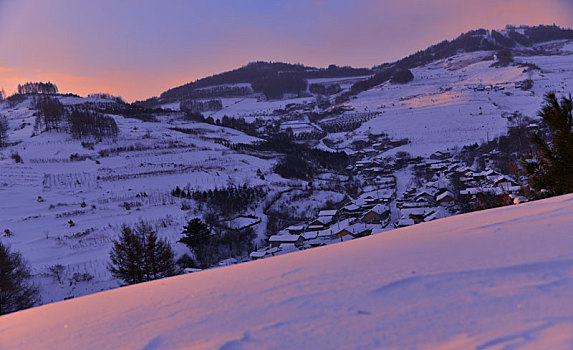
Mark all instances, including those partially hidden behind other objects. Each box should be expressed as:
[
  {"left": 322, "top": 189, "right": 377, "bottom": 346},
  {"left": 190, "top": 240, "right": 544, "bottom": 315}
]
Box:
[
  {"left": 340, "top": 203, "right": 361, "bottom": 217},
  {"left": 317, "top": 228, "right": 335, "bottom": 240},
  {"left": 308, "top": 216, "right": 333, "bottom": 230},
  {"left": 335, "top": 224, "right": 372, "bottom": 242},
  {"left": 268, "top": 234, "right": 303, "bottom": 248},
  {"left": 436, "top": 190, "right": 455, "bottom": 204},
  {"left": 318, "top": 210, "right": 338, "bottom": 217},
  {"left": 286, "top": 225, "right": 305, "bottom": 235},
  {"left": 301, "top": 231, "right": 318, "bottom": 240},
  {"left": 249, "top": 247, "right": 279, "bottom": 260},
  {"left": 363, "top": 204, "right": 390, "bottom": 225}
]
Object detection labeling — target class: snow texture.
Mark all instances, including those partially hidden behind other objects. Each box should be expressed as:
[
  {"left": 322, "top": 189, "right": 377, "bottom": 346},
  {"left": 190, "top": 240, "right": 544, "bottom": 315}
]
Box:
[{"left": 2, "top": 194, "right": 573, "bottom": 349}]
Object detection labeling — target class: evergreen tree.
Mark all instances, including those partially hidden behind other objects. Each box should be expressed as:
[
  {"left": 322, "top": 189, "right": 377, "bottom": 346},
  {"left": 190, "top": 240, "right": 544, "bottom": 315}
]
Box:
[
  {"left": 178, "top": 219, "right": 212, "bottom": 267},
  {"left": 0, "top": 240, "right": 40, "bottom": 315},
  {"left": 0, "top": 115, "right": 8, "bottom": 147},
  {"left": 524, "top": 93, "right": 573, "bottom": 195},
  {"left": 141, "top": 222, "right": 176, "bottom": 281},
  {"left": 108, "top": 222, "right": 176, "bottom": 285}
]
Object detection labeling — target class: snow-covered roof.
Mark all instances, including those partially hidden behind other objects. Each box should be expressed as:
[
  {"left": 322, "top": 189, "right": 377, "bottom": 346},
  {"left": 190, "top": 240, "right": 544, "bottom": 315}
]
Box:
[
  {"left": 436, "top": 191, "right": 454, "bottom": 202},
  {"left": 367, "top": 204, "right": 390, "bottom": 215},
  {"left": 312, "top": 216, "right": 333, "bottom": 225},
  {"left": 301, "top": 231, "right": 318, "bottom": 240},
  {"left": 318, "top": 210, "right": 337, "bottom": 217},
  {"left": 269, "top": 234, "right": 301, "bottom": 243}
]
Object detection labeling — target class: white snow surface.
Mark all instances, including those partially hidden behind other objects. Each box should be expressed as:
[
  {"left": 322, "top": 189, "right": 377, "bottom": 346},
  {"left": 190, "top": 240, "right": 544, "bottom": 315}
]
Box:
[{"left": 2, "top": 194, "right": 573, "bottom": 350}]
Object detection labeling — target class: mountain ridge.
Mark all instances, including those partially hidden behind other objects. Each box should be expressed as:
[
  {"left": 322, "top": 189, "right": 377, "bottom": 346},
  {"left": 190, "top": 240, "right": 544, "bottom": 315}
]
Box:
[{"left": 140, "top": 24, "right": 573, "bottom": 106}]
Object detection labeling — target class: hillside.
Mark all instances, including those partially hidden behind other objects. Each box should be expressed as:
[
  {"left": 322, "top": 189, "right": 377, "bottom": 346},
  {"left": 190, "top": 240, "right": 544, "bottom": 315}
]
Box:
[
  {"left": 1, "top": 31, "right": 573, "bottom": 306},
  {"left": 1, "top": 193, "right": 572, "bottom": 349}
]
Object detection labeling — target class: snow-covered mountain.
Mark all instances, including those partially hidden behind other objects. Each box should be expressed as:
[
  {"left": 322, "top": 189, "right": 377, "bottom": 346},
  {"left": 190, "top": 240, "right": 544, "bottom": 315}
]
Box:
[
  {"left": 2, "top": 193, "right": 572, "bottom": 349},
  {"left": 1, "top": 25, "right": 573, "bottom": 309}
]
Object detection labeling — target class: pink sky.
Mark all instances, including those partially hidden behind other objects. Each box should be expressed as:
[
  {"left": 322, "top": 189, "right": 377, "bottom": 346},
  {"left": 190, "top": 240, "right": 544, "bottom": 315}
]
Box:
[{"left": 0, "top": 0, "right": 571, "bottom": 101}]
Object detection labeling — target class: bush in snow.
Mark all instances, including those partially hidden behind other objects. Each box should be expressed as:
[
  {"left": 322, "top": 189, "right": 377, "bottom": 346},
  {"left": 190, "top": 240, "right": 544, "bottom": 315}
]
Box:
[{"left": 390, "top": 69, "right": 414, "bottom": 84}]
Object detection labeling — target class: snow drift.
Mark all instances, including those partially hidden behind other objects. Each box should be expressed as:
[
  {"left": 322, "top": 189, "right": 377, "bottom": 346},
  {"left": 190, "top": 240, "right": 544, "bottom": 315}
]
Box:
[{"left": 2, "top": 194, "right": 573, "bottom": 349}]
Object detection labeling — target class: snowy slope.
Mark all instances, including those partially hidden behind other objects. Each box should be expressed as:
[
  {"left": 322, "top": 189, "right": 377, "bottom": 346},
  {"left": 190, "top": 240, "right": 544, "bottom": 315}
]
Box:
[{"left": 2, "top": 194, "right": 573, "bottom": 350}]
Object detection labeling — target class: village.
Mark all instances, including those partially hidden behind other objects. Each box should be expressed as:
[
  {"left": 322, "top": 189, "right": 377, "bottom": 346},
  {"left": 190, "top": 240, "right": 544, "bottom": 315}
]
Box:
[{"left": 245, "top": 148, "right": 525, "bottom": 262}]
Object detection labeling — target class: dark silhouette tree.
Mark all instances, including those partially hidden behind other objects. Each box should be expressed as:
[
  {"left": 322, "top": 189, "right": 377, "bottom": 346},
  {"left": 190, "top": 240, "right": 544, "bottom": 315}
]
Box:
[
  {"left": 524, "top": 93, "right": 573, "bottom": 195},
  {"left": 178, "top": 219, "right": 212, "bottom": 267},
  {"left": 34, "top": 96, "right": 65, "bottom": 132},
  {"left": 0, "top": 240, "right": 40, "bottom": 315},
  {"left": 108, "top": 222, "right": 176, "bottom": 285},
  {"left": 0, "top": 115, "right": 8, "bottom": 147}
]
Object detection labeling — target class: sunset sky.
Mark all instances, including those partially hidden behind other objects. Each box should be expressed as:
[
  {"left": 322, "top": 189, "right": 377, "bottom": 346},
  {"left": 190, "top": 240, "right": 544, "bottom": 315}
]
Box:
[{"left": 0, "top": 0, "right": 572, "bottom": 101}]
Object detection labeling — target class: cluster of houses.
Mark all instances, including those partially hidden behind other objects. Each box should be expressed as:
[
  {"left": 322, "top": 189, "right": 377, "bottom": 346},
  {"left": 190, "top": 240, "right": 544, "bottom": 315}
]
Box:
[
  {"left": 396, "top": 150, "right": 524, "bottom": 226},
  {"left": 250, "top": 186, "right": 396, "bottom": 260},
  {"left": 248, "top": 148, "right": 525, "bottom": 261}
]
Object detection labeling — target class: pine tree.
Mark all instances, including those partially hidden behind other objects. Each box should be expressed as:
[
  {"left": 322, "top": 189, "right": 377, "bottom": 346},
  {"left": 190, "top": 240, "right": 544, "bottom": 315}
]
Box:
[
  {"left": 178, "top": 219, "right": 212, "bottom": 267},
  {"left": 140, "top": 222, "right": 176, "bottom": 281},
  {"left": 0, "top": 241, "right": 40, "bottom": 315},
  {"left": 0, "top": 115, "right": 8, "bottom": 147},
  {"left": 108, "top": 222, "right": 176, "bottom": 285},
  {"left": 524, "top": 93, "right": 573, "bottom": 195}
]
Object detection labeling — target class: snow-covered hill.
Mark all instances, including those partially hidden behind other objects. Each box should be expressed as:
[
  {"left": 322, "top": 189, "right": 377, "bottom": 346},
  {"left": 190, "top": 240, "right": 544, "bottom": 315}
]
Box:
[
  {"left": 2, "top": 193, "right": 572, "bottom": 349},
  {"left": 2, "top": 38, "right": 573, "bottom": 305}
]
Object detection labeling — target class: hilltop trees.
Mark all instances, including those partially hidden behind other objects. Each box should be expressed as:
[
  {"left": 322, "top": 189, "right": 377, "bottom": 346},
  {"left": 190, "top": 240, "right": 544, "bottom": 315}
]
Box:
[
  {"left": 0, "top": 240, "right": 40, "bottom": 315},
  {"left": 18, "top": 82, "right": 58, "bottom": 95},
  {"left": 524, "top": 93, "right": 573, "bottom": 195},
  {"left": 108, "top": 222, "right": 176, "bottom": 285}
]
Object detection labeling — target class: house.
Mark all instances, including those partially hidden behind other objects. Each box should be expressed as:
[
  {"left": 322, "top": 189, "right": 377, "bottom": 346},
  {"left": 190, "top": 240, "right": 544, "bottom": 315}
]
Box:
[
  {"left": 363, "top": 204, "right": 390, "bottom": 225},
  {"left": 249, "top": 247, "right": 279, "bottom": 260},
  {"left": 359, "top": 189, "right": 395, "bottom": 205},
  {"left": 268, "top": 234, "right": 303, "bottom": 248},
  {"left": 397, "top": 208, "right": 433, "bottom": 227},
  {"left": 430, "top": 150, "right": 451, "bottom": 160},
  {"left": 340, "top": 203, "right": 361, "bottom": 217},
  {"left": 301, "top": 231, "right": 318, "bottom": 240},
  {"left": 414, "top": 189, "right": 436, "bottom": 203},
  {"left": 318, "top": 210, "right": 338, "bottom": 217},
  {"left": 286, "top": 225, "right": 305, "bottom": 234},
  {"left": 436, "top": 190, "right": 455, "bottom": 204},
  {"left": 278, "top": 243, "right": 298, "bottom": 252},
  {"left": 491, "top": 175, "right": 519, "bottom": 189},
  {"left": 310, "top": 215, "right": 333, "bottom": 226},
  {"left": 317, "top": 228, "right": 335, "bottom": 240},
  {"left": 308, "top": 216, "right": 333, "bottom": 231},
  {"left": 335, "top": 224, "right": 372, "bottom": 242},
  {"left": 218, "top": 258, "right": 238, "bottom": 266}
]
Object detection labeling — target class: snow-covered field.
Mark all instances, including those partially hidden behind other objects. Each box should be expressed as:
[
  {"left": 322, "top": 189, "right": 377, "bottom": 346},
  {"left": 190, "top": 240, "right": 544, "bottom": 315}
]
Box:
[{"left": 2, "top": 193, "right": 572, "bottom": 349}]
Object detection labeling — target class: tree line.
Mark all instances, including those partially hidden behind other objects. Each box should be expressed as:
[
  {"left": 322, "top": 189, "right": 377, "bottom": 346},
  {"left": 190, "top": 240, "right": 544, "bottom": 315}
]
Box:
[
  {"left": 18, "top": 82, "right": 58, "bottom": 95},
  {"left": 33, "top": 96, "right": 118, "bottom": 139}
]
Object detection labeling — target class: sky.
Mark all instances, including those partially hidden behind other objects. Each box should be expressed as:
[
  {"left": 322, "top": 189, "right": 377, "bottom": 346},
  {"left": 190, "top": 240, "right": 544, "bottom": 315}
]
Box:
[{"left": 0, "top": 0, "right": 572, "bottom": 101}]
